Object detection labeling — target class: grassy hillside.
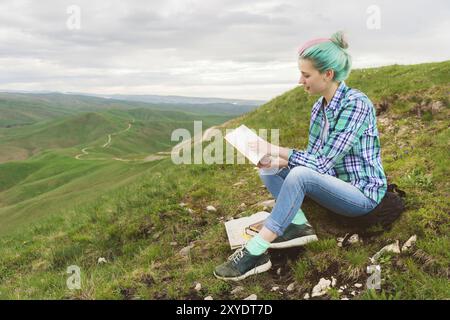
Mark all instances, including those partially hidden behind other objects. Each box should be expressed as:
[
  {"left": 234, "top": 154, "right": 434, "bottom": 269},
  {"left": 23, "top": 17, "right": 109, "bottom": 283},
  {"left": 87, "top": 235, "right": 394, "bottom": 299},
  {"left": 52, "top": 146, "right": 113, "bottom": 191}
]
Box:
[
  {"left": 0, "top": 112, "right": 122, "bottom": 162},
  {"left": 0, "top": 61, "right": 448, "bottom": 299},
  {"left": 79, "top": 109, "right": 231, "bottom": 159},
  {"left": 0, "top": 151, "right": 165, "bottom": 234}
]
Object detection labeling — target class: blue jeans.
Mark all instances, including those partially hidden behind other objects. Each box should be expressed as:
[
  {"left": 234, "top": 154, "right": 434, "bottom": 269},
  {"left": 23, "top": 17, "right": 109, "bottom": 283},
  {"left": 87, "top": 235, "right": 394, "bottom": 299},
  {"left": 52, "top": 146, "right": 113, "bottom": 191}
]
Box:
[{"left": 259, "top": 166, "right": 379, "bottom": 236}]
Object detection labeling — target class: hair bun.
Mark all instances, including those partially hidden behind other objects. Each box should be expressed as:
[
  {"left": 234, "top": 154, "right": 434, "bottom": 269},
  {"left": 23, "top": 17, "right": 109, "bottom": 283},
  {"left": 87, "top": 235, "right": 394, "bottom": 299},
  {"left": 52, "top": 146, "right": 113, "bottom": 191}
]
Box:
[{"left": 330, "top": 31, "right": 349, "bottom": 49}]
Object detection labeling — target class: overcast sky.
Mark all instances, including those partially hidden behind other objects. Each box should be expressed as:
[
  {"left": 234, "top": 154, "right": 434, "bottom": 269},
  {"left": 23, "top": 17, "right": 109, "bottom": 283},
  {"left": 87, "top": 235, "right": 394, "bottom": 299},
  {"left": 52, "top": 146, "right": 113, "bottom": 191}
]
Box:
[{"left": 1, "top": 0, "right": 449, "bottom": 100}]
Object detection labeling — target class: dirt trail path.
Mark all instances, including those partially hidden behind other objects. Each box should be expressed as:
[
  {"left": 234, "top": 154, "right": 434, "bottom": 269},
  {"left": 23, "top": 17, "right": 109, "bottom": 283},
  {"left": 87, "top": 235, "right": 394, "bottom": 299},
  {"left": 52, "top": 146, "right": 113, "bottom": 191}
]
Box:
[
  {"left": 75, "top": 122, "right": 217, "bottom": 163},
  {"left": 75, "top": 119, "right": 136, "bottom": 161}
]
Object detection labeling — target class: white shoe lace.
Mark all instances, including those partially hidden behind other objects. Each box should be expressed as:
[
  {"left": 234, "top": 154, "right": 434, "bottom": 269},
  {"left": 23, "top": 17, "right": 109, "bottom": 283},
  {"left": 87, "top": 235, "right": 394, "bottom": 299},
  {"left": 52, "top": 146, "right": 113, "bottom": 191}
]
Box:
[{"left": 227, "top": 246, "right": 245, "bottom": 264}]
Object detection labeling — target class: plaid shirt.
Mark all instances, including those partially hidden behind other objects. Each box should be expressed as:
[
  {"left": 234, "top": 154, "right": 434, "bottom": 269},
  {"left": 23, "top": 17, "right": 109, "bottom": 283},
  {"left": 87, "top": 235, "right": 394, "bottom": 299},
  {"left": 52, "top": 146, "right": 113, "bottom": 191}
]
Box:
[{"left": 288, "top": 81, "right": 387, "bottom": 204}]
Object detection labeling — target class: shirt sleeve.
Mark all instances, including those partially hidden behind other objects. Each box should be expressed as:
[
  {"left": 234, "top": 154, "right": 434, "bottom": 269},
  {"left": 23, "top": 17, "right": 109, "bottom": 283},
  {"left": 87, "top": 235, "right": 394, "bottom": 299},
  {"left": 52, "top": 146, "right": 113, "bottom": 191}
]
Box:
[
  {"left": 288, "top": 99, "right": 371, "bottom": 174},
  {"left": 288, "top": 148, "right": 294, "bottom": 159}
]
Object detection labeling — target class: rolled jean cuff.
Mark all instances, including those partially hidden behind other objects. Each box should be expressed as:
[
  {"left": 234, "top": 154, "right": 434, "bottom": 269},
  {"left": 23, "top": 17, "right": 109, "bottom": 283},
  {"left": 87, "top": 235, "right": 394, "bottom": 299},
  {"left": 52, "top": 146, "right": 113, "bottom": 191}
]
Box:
[{"left": 263, "top": 216, "right": 285, "bottom": 237}]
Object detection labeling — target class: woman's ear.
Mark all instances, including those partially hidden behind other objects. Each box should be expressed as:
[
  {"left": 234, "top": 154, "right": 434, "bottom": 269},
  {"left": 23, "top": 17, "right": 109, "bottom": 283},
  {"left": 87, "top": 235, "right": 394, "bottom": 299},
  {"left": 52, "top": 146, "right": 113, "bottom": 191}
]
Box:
[{"left": 325, "top": 69, "right": 334, "bottom": 81}]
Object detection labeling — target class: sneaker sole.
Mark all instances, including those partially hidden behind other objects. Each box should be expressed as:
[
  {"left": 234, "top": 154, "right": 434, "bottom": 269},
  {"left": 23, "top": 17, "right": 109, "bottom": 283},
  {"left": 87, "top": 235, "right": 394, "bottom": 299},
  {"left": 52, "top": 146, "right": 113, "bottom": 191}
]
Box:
[
  {"left": 213, "top": 260, "right": 272, "bottom": 281},
  {"left": 269, "top": 235, "right": 318, "bottom": 249}
]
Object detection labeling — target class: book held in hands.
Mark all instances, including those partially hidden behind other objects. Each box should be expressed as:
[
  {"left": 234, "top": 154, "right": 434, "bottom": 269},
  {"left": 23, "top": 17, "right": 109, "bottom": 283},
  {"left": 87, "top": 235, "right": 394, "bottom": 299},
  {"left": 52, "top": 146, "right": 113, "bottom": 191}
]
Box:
[{"left": 224, "top": 124, "right": 270, "bottom": 166}]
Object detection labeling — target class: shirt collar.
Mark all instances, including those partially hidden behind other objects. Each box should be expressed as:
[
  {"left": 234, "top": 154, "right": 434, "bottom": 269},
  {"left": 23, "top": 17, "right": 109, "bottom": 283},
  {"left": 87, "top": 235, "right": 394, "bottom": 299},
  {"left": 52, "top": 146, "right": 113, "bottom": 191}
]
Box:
[{"left": 320, "top": 81, "right": 348, "bottom": 114}]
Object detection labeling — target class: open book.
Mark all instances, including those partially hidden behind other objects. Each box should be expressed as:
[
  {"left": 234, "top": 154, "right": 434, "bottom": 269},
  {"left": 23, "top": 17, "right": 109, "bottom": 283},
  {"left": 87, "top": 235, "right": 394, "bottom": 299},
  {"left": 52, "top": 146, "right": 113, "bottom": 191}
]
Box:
[
  {"left": 224, "top": 125, "right": 270, "bottom": 166},
  {"left": 224, "top": 211, "right": 270, "bottom": 249}
]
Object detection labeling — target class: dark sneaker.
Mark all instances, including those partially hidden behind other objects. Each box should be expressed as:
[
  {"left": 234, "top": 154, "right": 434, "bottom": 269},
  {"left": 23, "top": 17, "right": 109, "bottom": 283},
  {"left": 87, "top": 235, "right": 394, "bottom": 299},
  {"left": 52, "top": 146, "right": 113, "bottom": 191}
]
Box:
[
  {"left": 214, "top": 248, "right": 272, "bottom": 281},
  {"left": 269, "top": 223, "right": 318, "bottom": 249}
]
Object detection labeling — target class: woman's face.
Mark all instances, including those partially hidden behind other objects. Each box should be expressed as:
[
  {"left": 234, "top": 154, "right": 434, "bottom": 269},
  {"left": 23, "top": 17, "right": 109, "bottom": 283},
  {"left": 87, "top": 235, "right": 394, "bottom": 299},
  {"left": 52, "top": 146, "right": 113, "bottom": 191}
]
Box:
[{"left": 298, "top": 58, "right": 331, "bottom": 95}]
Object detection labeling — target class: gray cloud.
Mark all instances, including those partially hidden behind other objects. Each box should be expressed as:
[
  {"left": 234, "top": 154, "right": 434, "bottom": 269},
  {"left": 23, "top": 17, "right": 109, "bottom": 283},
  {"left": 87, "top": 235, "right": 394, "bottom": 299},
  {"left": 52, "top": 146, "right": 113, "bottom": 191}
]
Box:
[{"left": 0, "top": 0, "right": 449, "bottom": 99}]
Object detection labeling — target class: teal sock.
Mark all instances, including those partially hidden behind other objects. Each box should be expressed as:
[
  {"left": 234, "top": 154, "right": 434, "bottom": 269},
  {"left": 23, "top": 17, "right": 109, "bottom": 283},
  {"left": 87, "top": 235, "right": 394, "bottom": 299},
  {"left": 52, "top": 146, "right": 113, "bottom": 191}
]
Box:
[
  {"left": 245, "top": 234, "right": 270, "bottom": 256},
  {"left": 291, "top": 208, "right": 308, "bottom": 225}
]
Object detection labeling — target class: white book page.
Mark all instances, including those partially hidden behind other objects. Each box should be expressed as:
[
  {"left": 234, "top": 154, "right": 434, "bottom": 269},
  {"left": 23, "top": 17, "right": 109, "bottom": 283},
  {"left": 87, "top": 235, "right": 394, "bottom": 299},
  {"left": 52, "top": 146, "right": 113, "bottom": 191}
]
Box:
[
  {"left": 224, "top": 125, "right": 268, "bottom": 165},
  {"left": 224, "top": 211, "right": 270, "bottom": 250}
]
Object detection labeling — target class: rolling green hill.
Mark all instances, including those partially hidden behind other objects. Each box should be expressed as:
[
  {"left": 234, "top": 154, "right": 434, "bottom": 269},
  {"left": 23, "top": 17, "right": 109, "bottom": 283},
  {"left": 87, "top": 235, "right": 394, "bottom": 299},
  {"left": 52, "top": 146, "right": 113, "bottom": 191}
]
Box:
[
  {"left": 0, "top": 61, "right": 448, "bottom": 300},
  {"left": 0, "top": 152, "right": 161, "bottom": 233},
  {"left": 0, "top": 112, "right": 122, "bottom": 162},
  {"left": 0, "top": 108, "right": 231, "bottom": 163}
]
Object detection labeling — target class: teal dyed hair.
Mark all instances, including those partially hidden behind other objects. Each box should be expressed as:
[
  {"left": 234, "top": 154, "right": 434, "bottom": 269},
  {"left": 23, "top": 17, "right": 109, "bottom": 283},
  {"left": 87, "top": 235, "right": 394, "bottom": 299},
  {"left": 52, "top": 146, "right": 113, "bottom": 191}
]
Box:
[{"left": 300, "top": 31, "right": 352, "bottom": 81}]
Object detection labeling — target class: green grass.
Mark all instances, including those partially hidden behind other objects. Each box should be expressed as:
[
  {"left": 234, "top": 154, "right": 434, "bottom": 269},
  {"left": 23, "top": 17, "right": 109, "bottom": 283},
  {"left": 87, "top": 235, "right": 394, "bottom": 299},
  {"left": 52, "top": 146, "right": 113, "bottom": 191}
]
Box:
[{"left": 0, "top": 60, "right": 449, "bottom": 299}]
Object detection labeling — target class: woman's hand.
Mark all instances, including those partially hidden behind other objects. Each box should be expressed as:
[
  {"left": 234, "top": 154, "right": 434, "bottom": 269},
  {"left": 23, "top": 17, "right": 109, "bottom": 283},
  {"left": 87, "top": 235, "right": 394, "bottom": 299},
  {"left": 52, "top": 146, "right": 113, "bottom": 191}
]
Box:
[
  {"left": 248, "top": 141, "right": 290, "bottom": 160},
  {"left": 248, "top": 140, "right": 276, "bottom": 156},
  {"left": 257, "top": 156, "right": 288, "bottom": 169}
]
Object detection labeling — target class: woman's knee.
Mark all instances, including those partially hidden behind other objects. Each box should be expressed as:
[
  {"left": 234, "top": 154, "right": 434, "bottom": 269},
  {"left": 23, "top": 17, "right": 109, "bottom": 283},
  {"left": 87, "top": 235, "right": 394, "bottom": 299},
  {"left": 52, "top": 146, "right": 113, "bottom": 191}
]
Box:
[
  {"left": 285, "top": 166, "right": 316, "bottom": 185},
  {"left": 287, "top": 166, "right": 314, "bottom": 178}
]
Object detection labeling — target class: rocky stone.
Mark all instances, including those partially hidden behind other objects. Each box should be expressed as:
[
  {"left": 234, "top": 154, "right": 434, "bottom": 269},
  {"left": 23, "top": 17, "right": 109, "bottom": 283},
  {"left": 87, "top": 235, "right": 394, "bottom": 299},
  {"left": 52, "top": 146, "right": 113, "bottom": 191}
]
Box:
[
  {"left": 401, "top": 235, "right": 417, "bottom": 252},
  {"left": 206, "top": 205, "right": 217, "bottom": 212},
  {"left": 271, "top": 286, "right": 279, "bottom": 292},
  {"left": 370, "top": 240, "right": 401, "bottom": 263},
  {"left": 354, "top": 283, "right": 363, "bottom": 288},
  {"left": 287, "top": 282, "right": 296, "bottom": 292},
  {"left": 348, "top": 234, "right": 360, "bottom": 244},
  {"left": 97, "top": 257, "right": 107, "bottom": 264},
  {"left": 337, "top": 233, "right": 361, "bottom": 247},
  {"left": 311, "top": 278, "right": 332, "bottom": 297},
  {"left": 179, "top": 244, "right": 195, "bottom": 257},
  {"left": 331, "top": 276, "right": 337, "bottom": 287},
  {"left": 204, "top": 296, "right": 213, "bottom": 300},
  {"left": 231, "top": 286, "right": 244, "bottom": 295},
  {"left": 244, "top": 294, "right": 257, "bottom": 300},
  {"left": 194, "top": 283, "right": 202, "bottom": 291},
  {"left": 152, "top": 232, "right": 161, "bottom": 240},
  {"left": 303, "top": 293, "right": 310, "bottom": 300}
]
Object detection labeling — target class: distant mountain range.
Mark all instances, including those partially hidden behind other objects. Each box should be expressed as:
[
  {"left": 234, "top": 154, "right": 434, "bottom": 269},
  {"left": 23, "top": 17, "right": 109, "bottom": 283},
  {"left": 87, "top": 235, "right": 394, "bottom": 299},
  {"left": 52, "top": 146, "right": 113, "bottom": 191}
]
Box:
[
  {"left": 0, "top": 90, "right": 265, "bottom": 106},
  {"left": 0, "top": 91, "right": 264, "bottom": 128},
  {"left": 84, "top": 93, "right": 265, "bottom": 106}
]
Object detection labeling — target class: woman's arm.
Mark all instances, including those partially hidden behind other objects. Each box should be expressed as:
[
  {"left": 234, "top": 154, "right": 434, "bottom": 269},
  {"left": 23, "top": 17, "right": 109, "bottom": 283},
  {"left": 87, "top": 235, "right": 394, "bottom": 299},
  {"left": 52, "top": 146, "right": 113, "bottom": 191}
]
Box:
[
  {"left": 268, "top": 144, "right": 291, "bottom": 161},
  {"left": 249, "top": 141, "right": 293, "bottom": 161}
]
